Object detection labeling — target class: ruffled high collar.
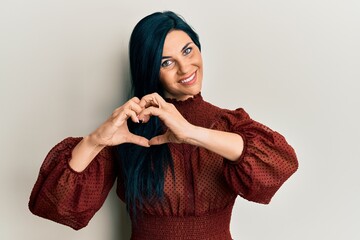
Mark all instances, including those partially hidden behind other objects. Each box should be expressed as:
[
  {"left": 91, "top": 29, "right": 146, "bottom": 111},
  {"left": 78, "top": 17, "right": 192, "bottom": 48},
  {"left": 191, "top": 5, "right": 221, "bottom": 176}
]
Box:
[
  {"left": 165, "top": 93, "right": 203, "bottom": 108},
  {"left": 164, "top": 92, "right": 217, "bottom": 132}
]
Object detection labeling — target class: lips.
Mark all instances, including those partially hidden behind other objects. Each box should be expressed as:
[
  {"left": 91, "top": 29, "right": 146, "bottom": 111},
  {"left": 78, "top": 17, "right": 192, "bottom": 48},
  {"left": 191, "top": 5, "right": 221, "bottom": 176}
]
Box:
[{"left": 179, "top": 71, "right": 197, "bottom": 85}]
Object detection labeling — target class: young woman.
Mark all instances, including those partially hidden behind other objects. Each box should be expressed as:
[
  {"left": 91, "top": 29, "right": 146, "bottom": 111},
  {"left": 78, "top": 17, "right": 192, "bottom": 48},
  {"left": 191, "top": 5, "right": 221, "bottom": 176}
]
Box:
[{"left": 29, "top": 11, "right": 298, "bottom": 240}]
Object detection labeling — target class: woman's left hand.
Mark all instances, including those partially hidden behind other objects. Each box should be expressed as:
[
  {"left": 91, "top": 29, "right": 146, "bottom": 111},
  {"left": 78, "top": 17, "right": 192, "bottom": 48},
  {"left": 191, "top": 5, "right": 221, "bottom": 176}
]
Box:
[{"left": 138, "top": 93, "right": 195, "bottom": 145}]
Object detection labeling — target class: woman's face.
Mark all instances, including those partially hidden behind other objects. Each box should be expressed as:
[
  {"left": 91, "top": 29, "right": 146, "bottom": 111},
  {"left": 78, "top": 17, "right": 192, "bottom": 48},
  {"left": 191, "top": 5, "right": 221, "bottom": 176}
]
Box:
[{"left": 159, "top": 30, "right": 203, "bottom": 101}]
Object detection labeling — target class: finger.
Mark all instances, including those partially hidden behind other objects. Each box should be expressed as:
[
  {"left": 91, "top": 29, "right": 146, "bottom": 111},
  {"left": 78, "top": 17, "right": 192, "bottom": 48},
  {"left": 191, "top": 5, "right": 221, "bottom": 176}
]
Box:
[
  {"left": 127, "top": 133, "right": 150, "bottom": 147},
  {"left": 128, "top": 96, "right": 143, "bottom": 112},
  {"left": 129, "top": 96, "right": 141, "bottom": 103},
  {"left": 149, "top": 134, "right": 169, "bottom": 145},
  {"left": 113, "top": 97, "right": 141, "bottom": 114},
  {"left": 139, "top": 96, "right": 157, "bottom": 108},
  {"left": 114, "top": 109, "right": 139, "bottom": 125},
  {"left": 140, "top": 93, "right": 167, "bottom": 108},
  {"left": 125, "top": 102, "right": 143, "bottom": 115},
  {"left": 138, "top": 106, "right": 163, "bottom": 121},
  {"left": 139, "top": 113, "right": 151, "bottom": 124}
]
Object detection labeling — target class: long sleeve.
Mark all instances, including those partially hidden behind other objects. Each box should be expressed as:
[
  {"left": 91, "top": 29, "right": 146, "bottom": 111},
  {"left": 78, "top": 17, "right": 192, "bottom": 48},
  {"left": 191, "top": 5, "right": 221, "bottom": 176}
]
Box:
[
  {"left": 28, "top": 137, "right": 117, "bottom": 230},
  {"left": 220, "top": 108, "right": 298, "bottom": 204}
]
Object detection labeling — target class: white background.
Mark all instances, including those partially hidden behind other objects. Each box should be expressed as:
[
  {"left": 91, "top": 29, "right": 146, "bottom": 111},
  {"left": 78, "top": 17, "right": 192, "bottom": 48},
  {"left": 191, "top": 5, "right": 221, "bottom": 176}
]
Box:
[{"left": 1, "top": 0, "right": 359, "bottom": 239}]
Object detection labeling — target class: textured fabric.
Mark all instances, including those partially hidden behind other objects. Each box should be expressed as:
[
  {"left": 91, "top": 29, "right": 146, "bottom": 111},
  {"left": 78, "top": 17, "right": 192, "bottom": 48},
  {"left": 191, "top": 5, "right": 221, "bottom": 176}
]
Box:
[
  {"left": 29, "top": 93, "right": 298, "bottom": 239},
  {"left": 28, "top": 138, "right": 116, "bottom": 230},
  {"left": 131, "top": 204, "right": 233, "bottom": 240}
]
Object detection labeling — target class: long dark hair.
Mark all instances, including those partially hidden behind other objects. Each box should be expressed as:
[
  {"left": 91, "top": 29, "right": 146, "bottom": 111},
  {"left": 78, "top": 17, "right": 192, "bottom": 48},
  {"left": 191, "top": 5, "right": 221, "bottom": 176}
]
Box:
[{"left": 116, "top": 11, "right": 201, "bottom": 214}]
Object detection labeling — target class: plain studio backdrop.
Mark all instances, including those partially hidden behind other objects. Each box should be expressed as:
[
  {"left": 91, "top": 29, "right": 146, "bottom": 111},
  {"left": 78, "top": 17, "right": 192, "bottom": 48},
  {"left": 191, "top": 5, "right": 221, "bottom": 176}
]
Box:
[{"left": 1, "top": 0, "right": 359, "bottom": 239}]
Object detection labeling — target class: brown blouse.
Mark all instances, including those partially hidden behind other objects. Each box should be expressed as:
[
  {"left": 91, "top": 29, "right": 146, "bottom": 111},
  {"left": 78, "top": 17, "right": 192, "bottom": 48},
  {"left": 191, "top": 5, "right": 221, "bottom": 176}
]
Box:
[{"left": 29, "top": 94, "right": 298, "bottom": 239}]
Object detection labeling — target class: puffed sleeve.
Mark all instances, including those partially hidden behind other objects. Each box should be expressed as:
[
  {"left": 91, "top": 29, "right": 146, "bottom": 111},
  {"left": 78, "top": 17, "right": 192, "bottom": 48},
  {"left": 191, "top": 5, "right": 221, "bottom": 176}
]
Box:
[
  {"left": 219, "top": 108, "right": 298, "bottom": 204},
  {"left": 28, "top": 137, "right": 117, "bottom": 230}
]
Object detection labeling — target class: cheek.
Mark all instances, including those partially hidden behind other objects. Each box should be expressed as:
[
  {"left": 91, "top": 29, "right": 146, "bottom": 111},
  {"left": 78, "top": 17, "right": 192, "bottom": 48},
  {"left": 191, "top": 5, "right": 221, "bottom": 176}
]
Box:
[
  {"left": 194, "top": 53, "right": 203, "bottom": 68},
  {"left": 159, "top": 71, "right": 174, "bottom": 88}
]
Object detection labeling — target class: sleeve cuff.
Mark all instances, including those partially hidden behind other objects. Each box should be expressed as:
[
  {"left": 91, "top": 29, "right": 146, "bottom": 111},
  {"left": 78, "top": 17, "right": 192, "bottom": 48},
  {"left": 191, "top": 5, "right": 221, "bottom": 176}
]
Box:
[{"left": 225, "top": 132, "right": 247, "bottom": 165}]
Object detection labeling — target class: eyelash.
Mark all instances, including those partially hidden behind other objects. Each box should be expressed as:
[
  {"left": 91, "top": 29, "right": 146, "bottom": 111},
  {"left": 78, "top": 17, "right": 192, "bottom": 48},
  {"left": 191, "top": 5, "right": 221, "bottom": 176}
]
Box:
[
  {"left": 161, "top": 60, "right": 172, "bottom": 68},
  {"left": 161, "top": 47, "right": 193, "bottom": 68},
  {"left": 183, "top": 47, "right": 192, "bottom": 56}
]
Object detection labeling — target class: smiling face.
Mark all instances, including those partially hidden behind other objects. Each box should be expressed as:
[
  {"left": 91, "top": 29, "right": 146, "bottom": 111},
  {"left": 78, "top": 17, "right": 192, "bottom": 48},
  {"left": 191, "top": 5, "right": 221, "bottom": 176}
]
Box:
[{"left": 159, "top": 30, "right": 203, "bottom": 101}]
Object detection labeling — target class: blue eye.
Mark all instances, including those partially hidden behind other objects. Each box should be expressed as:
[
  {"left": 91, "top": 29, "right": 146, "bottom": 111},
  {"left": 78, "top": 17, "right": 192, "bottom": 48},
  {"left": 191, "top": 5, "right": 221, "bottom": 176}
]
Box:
[
  {"left": 161, "top": 60, "right": 172, "bottom": 68},
  {"left": 183, "top": 47, "right": 192, "bottom": 55}
]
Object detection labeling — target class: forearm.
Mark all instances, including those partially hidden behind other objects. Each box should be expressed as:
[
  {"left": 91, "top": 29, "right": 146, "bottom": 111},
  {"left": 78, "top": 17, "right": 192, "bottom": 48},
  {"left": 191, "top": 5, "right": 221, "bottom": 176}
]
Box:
[
  {"left": 186, "top": 126, "right": 244, "bottom": 161},
  {"left": 69, "top": 135, "right": 105, "bottom": 172}
]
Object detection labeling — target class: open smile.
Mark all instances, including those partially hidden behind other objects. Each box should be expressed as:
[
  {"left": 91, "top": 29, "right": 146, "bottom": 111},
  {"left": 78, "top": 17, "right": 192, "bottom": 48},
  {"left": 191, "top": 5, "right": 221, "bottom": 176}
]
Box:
[{"left": 179, "top": 71, "right": 197, "bottom": 85}]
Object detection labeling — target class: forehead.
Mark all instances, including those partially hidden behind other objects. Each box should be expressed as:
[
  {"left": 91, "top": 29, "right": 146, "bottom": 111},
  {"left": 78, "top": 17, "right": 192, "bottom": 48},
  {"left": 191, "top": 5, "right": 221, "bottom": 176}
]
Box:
[{"left": 162, "top": 30, "right": 192, "bottom": 54}]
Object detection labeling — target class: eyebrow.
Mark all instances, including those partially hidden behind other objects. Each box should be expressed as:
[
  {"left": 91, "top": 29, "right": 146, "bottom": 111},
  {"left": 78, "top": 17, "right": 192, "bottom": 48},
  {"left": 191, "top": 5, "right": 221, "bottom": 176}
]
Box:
[{"left": 162, "top": 42, "right": 193, "bottom": 59}]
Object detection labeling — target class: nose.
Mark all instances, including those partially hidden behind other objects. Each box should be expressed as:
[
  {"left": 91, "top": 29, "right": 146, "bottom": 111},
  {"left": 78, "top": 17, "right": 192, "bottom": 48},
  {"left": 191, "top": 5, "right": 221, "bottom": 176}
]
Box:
[{"left": 177, "top": 59, "right": 190, "bottom": 75}]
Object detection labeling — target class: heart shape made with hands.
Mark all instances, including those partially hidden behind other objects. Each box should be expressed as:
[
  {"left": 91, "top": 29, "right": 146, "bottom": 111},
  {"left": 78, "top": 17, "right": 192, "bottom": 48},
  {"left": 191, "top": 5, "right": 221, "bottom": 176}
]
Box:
[
  {"left": 92, "top": 93, "right": 183, "bottom": 148},
  {"left": 131, "top": 93, "right": 190, "bottom": 145}
]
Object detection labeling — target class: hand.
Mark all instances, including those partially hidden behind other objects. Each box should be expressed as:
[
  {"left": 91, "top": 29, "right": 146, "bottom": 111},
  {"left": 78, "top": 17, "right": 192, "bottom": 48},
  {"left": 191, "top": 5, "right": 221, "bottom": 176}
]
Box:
[
  {"left": 89, "top": 97, "right": 150, "bottom": 147},
  {"left": 138, "top": 93, "right": 195, "bottom": 145}
]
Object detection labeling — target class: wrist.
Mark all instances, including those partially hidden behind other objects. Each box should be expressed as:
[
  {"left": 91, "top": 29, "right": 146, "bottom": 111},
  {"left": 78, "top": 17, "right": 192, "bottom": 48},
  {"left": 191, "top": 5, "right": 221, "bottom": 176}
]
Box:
[
  {"left": 84, "top": 134, "right": 104, "bottom": 148},
  {"left": 69, "top": 135, "right": 106, "bottom": 172},
  {"left": 184, "top": 125, "right": 206, "bottom": 146}
]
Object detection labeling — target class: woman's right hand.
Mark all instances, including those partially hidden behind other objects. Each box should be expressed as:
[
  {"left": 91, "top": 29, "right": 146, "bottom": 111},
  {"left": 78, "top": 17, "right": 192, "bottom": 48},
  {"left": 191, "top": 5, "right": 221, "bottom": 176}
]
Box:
[{"left": 88, "top": 97, "right": 150, "bottom": 147}]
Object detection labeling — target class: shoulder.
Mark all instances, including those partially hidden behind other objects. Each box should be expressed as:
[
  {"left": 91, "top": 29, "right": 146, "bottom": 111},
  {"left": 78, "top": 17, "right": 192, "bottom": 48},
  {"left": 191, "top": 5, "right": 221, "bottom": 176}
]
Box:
[{"left": 201, "top": 99, "right": 251, "bottom": 129}]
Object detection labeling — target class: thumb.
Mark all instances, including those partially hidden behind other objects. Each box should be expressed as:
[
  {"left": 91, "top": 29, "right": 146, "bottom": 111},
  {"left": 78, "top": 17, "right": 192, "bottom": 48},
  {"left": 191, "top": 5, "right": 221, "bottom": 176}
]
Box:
[
  {"left": 127, "top": 133, "right": 150, "bottom": 147},
  {"left": 149, "top": 134, "right": 169, "bottom": 145}
]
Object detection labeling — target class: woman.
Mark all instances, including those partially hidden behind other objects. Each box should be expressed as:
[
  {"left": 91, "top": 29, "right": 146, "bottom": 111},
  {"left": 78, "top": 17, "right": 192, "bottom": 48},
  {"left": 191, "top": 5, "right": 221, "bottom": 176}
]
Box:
[{"left": 29, "top": 11, "right": 298, "bottom": 240}]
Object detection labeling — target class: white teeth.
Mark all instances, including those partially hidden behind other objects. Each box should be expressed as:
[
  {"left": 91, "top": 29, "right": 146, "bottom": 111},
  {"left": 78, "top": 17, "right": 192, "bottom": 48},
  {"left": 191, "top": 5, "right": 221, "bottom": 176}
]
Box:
[{"left": 180, "top": 72, "right": 195, "bottom": 83}]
